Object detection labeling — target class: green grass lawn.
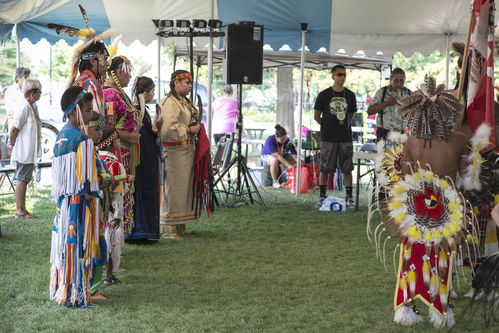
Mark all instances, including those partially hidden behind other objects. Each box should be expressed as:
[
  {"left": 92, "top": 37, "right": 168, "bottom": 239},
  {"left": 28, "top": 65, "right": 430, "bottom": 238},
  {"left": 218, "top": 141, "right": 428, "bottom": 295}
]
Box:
[{"left": 0, "top": 187, "right": 495, "bottom": 332}]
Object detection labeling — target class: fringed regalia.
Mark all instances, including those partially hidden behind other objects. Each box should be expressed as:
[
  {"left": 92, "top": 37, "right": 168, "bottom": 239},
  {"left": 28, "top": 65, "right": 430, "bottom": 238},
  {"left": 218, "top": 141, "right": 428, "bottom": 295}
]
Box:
[
  {"left": 75, "top": 69, "right": 107, "bottom": 121},
  {"left": 99, "top": 150, "right": 126, "bottom": 269},
  {"left": 460, "top": 124, "right": 499, "bottom": 258},
  {"left": 154, "top": 92, "right": 199, "bottom": 237},
  {"left": 194, "top": 124, "right": 215, "bottom": 218},
  {"left": 367, "top": 132, "right": 408, "bottom": 232},
  {"left": 387, "top": 166, "right": 474, "bottom": 328},
  {"left": 89, "top": 152, "right": 112, "bottom": 294},
  {"left": 104, "top": 87, "right": 138, "bottom": 234},
  {"left": 49, "top": 124, "right": 101, "bottom": 307},
  {"left": 368, "top": 76, "right": 478, "bottom": 328}
]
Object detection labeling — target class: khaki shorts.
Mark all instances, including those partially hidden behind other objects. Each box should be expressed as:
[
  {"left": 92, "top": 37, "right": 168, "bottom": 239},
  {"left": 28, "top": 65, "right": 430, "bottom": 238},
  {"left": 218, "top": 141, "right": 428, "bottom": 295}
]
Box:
[
  {"left": 319, "top": 141, "right": 353, "bottom": 174},
  {"left": 16, "top": 162, "right": 34, "bottom": 183}
]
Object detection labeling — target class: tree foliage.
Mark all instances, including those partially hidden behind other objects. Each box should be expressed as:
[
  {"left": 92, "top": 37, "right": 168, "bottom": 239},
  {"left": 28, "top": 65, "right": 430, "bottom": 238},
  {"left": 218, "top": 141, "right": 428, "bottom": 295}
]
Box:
[
  {"left": 0, "top": 40, "right": 31, "bottom": 87},
  {"left": 38, "top": 40, "right": 72, "bottom": 82}
]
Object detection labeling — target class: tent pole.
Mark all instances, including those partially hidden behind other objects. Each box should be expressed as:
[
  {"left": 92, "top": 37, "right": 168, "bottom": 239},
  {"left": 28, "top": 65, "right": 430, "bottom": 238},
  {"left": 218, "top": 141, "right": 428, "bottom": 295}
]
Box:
[
  {"left": 50, "top": 44, "right": 53, "bottom": 105},
  {"left": 296, "top": 23, "right": 307, "bottom": 197},
  {"left": 15, "top": 24, "right": 20, "bottom": 67},
  {"left": 457, "top": 10, "right": 475, "bottom": 101},
  {"left": 445, "top": 33, "right": 450, "bottom": 89},
  {"left": 207, "top": 0, "right": 215, "bottom": 145},
  {"left": 189, "top": 30, "right": 194, "bottom": 101},
  {"left": 157, "top": 37, "right": 161, "bottom": 103}
]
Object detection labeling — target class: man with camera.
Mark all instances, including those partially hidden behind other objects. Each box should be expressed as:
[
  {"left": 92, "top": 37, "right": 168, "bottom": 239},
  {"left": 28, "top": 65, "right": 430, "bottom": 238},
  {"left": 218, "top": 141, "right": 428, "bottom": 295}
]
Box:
[{"left": 367, "top": 68, "right": 411, "bottom": 141}]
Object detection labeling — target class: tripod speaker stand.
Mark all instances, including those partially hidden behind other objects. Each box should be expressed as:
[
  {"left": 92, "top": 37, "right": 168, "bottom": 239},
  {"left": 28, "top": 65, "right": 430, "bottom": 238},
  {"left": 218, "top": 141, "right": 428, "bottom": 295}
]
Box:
[{"left": 212, "top": 84, "right": 268, "bottom": 211}]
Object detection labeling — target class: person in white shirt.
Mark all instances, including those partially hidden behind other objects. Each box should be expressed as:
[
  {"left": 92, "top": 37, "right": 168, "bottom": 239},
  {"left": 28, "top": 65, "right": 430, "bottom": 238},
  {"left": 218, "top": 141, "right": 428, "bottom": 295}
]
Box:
[
  {"left": 8, "top": 79, "right": 42, "bottom": 219},
  {"left": 4, "top": 67, "right": 31, "bottom": 131}
]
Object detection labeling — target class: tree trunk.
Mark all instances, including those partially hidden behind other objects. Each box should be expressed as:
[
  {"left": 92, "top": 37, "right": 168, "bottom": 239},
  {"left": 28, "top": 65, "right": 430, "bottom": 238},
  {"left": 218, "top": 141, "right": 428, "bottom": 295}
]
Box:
[{"left": 276, "top": 67, "right": 295, "bottom": 138}]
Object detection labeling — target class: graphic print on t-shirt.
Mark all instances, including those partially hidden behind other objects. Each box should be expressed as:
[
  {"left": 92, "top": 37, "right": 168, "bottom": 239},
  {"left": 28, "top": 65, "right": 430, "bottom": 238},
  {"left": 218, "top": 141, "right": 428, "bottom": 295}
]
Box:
[{"left": 329, "top": 95, "right": 347, "bottom": 121}]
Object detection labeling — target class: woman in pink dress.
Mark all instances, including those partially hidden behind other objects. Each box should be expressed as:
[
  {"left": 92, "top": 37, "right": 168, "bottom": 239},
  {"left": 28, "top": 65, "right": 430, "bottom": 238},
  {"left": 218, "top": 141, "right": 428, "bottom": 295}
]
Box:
[
  {"left": 104, "top": 56, "right": 140, "bottom": 235},
  {"left": 212, "top": 84, "right": 238, "bottom": 144}
]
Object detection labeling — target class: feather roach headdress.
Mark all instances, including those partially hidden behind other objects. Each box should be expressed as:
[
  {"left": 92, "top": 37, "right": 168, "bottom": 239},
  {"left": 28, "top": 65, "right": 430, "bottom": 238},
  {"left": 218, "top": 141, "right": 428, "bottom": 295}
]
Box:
[
  {"left": 397, "top": 76, "right": 462, "bottom": 141},
  {"left": 47, "top": 4, "right": 117, "bottom": 88}
]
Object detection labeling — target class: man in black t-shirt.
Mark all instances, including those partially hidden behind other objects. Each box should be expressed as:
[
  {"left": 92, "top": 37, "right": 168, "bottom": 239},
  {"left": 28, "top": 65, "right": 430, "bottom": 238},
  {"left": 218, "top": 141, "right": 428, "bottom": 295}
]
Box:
[{"left": 313, "top": 64, "right": 357, "bottom": 208}]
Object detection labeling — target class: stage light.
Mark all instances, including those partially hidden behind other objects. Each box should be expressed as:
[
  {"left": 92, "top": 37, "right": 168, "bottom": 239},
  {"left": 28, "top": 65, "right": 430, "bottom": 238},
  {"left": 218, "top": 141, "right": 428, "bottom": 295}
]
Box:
[
  {"left": 208, "top": 19, "right": 222, "bottom": 29},
  {"left": 152, "top": 19, "right": 174, "bottom": 29},
  {"left": 192, "top": 19, "right": 207, "bottom": 29},
  {"left": 176, "top": 20, "right": 191, "bottom": 28},
  {"left": 161, "top": 20, "right": 174, "bottom": 28}
]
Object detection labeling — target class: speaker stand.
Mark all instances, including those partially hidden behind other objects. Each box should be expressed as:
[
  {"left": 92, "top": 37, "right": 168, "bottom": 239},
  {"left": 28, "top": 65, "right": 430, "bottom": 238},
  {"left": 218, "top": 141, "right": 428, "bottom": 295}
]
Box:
[{"left": 212, "top": 84, "right": 268, "bottom": 211}]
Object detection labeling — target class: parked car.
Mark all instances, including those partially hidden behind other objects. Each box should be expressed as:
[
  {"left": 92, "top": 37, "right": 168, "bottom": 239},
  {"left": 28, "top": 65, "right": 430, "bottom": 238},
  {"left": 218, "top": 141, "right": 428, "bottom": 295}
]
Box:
[
  {"left": 242, "top": 90, "right": 270, "bottom": 111},
  {"left": 0, "top": 86, "right": 8, "bottom": 105}
]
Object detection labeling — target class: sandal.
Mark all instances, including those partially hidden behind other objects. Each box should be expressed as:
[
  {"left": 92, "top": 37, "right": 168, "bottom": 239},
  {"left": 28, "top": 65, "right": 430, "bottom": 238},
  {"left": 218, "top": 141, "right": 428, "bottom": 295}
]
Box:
[{"left": 103, "top": 278, "right": 112, "bottom": 286}]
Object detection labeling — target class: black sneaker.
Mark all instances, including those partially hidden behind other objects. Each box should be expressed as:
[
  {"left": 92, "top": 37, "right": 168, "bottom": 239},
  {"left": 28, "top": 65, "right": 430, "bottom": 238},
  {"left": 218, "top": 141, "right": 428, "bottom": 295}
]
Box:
[{"left": 315, "top": 197, "right": 325, "bottom": 208}]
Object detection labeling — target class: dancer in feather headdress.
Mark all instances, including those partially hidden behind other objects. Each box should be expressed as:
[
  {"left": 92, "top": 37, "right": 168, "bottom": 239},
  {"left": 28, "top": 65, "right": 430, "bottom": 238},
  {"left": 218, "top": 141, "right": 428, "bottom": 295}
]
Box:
[
  {"left": 372, "top": 76, "right": 476, "bottom": 328},
  {"left": 450, "top": 40, "right": 499, "bottom": 263},
  {"left": 47, "top": 4, "right": 119, "bottom": 125}
]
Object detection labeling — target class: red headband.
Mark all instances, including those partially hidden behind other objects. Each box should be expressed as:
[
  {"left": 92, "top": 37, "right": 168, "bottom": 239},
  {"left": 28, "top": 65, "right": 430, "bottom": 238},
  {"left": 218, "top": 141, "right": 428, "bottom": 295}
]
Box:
[{"left": 175, "top": 72, "right": 192, "bottom": 82}]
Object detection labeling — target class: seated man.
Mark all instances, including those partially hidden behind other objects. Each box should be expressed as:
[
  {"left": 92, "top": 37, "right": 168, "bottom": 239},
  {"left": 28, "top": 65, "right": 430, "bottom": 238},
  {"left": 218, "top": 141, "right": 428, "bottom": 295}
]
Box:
[{"left": 261, "top": 124, "right": 297, "bottom": 188}]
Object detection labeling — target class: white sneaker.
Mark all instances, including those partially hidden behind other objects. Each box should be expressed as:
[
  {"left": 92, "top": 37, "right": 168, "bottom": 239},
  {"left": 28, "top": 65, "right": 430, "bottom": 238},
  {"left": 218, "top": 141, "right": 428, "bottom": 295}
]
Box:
[
  {"left": 315, "top": 197, "right": 325, "bottom": 208},
  {"left": 272, "top": 181, "right": 281, "bottom": 189}
]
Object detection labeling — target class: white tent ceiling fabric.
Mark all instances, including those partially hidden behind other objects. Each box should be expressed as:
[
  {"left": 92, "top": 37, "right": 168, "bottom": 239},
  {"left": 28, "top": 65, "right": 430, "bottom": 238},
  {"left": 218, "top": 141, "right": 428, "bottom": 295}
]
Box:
[
  {"left": 0, "top": 0, "right": 67, "bottom": 23},
  {"left": 1, "top": 0, "right": 496, "bottom": 57},
  {"left": 103, "top": 0, "right": 486, "bottom": 57},
  {"left": 329, "top": 0, "right": 472, "bottom": 57}
]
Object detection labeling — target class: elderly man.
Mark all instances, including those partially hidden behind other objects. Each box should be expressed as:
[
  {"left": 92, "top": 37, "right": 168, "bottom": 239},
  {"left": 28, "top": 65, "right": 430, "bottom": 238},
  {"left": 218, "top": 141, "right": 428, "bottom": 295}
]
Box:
[
  {"left": 4, "top": 67, "right": 30, "bottom": 132},
  {"left": 367, "top": 68, "right": 411, "bottom": 141}
]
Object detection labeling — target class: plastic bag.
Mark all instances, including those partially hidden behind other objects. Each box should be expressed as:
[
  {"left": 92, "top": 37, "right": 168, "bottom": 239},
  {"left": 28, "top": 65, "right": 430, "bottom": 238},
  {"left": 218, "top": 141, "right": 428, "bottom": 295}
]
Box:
[
  {"left": 285, "top": 166, "right": 310, "bottom": 194},
  {"left": 319, "top": 195, "right": 346, "bottom": 212}
]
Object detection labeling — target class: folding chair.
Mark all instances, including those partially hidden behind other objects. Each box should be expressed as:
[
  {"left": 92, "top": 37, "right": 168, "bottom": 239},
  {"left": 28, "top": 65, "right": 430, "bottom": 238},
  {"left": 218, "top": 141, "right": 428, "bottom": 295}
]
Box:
[
  {"left": 359, "top": 142, "right": 376, "bottom": 190},
  {"left": 212, "top": 133, "right": 235, "bottom": 204},
  {"left": 0, "top": 133, "right": 15, "bottom": 194}
]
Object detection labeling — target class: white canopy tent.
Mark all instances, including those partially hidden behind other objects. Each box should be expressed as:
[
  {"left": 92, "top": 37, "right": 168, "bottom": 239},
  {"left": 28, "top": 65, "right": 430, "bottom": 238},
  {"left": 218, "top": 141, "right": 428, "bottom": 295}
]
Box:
[
  {"left": 0, "top": 0, "right": 486, "bottom": 197},
  {"left": 0, "top": 1, "right": 488, "bottom": 56}
]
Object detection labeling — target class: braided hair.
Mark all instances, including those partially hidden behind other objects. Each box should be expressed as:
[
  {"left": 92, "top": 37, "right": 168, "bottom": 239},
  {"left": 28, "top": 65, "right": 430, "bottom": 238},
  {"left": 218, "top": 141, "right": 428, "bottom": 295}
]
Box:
[
  {"left": 169, "top": 69, "right": 192, "bottom": 102},
  {"left": 133, "top": 76, "right": 155, "bottom": 109},
  {"left": 108, "top": 56, "right": 134, "bottom": 109}
]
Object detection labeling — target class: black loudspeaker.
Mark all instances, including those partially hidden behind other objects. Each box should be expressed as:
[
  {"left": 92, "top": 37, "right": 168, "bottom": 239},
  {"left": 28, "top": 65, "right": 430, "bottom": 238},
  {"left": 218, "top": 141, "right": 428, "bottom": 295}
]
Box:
[{"left": 224, "top": 22, "right": 264, "bottom": 85}]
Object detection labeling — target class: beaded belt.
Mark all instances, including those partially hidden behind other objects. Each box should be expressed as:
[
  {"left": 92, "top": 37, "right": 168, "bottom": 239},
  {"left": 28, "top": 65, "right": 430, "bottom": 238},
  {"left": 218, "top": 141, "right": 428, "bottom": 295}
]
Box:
[{"left": 162, "top": 139, "right": 192, "bottom": 147}]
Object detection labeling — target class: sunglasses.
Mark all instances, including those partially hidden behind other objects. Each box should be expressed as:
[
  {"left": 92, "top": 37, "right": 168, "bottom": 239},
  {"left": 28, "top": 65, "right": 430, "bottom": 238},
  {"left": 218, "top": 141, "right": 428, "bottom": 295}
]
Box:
[{"left": 334, "top": 73, "right": 347, "bottom": 77}]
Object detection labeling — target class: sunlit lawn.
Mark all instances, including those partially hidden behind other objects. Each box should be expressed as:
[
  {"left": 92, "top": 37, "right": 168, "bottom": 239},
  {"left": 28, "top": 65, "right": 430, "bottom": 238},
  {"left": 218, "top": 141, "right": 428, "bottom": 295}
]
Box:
[{"left": 0, "top": 184, "right": 494, "bottom": 332}]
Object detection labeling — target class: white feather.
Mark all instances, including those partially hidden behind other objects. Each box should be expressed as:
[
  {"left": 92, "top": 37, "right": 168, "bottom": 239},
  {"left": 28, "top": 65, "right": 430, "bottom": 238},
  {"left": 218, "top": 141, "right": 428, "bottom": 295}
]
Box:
[
  {"left": 462, "top": 123, "right": 491, "bottom": 191},
  {"left": 137, "top": 64, "right": 153, "bottom": 77},
  {"left": 470, "top": 123, "right": 491, "bottom": 147},
  {"left": 387, "top": 131, "right": 408, "bottom": 143},
  {"left": 429, "top": 307, "right": 455, "bottom": 328},
  {"left": 394, "top": 306, "right": 424, "bottom": 326}
]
